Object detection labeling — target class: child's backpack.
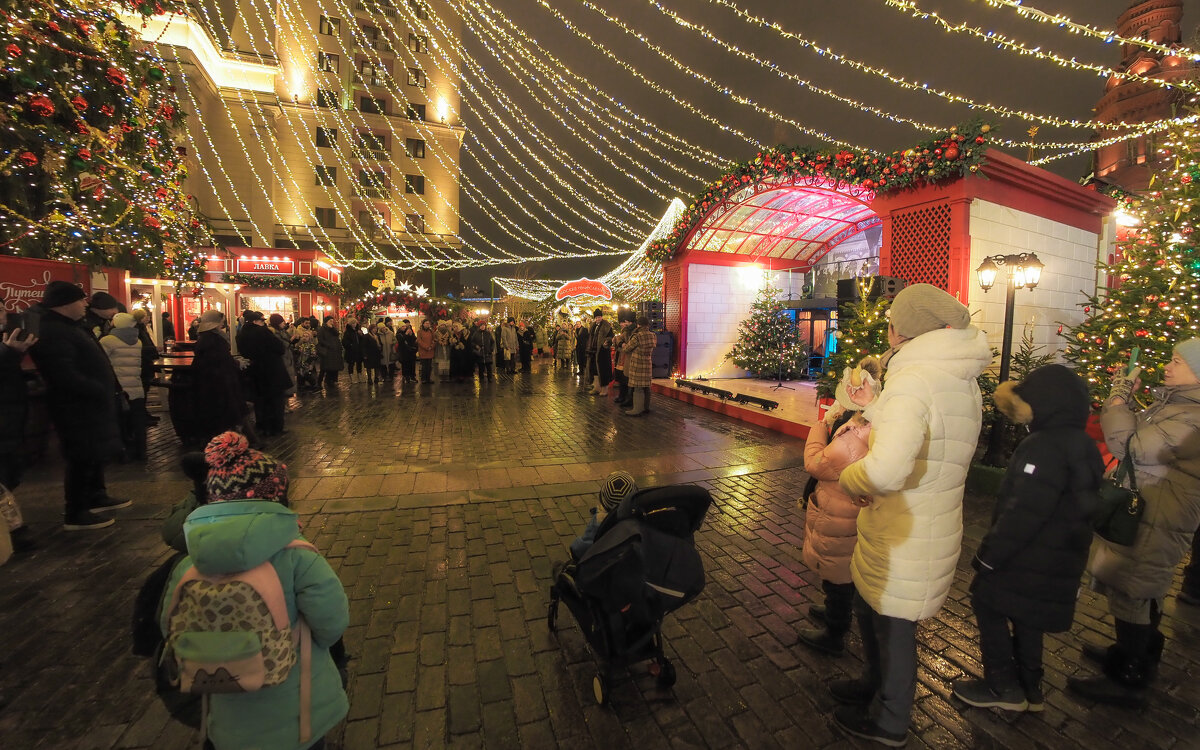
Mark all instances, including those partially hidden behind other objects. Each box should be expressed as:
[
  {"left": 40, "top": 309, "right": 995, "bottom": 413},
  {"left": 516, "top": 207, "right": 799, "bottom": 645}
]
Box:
[{"left": 162, "top": 539, "right": 316, "bottom": 695}]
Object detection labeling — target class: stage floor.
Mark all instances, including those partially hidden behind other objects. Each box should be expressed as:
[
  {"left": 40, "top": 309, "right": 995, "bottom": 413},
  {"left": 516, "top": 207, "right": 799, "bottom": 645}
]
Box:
[{"left": 651, "top": 376, "right": 822, "bottom": 438}]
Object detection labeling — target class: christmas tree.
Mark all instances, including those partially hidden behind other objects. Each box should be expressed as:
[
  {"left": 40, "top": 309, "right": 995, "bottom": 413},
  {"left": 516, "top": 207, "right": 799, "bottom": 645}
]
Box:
[
  {"left": 1063, "top": 117, "right": 1200, "bottom": 406},
  {"left": 0, "top": 0, "right": 210, "bottom": 282},
  {"left": 817, "top": 279, "right": 891, "bottom": 400},
  {"left": 726, "top": 279, "right": 808, "bottom": 378}
]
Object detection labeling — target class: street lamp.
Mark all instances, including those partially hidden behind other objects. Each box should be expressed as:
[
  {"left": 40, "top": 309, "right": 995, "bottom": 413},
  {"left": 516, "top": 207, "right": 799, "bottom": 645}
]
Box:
[{"left": 977, "top": 252, "right": 1044, "bottom": 464}]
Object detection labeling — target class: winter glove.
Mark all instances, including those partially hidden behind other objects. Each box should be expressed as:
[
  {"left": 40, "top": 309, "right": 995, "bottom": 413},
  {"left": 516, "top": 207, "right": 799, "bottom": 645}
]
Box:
[{"left": 1107, "top": 366, "right": 1142, "bottom": 406}]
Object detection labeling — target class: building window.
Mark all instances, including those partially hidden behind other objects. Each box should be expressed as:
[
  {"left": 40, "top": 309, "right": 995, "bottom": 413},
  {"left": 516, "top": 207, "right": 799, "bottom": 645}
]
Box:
[
  {"left": 361, "top": 25, "right": 380, "bottom": 50},
  {"left": 316, "top": 127, "right": 337, "bottom": 148},
  {"left": 316, "top": 166, "right": 337, "bottom": 186},
  {"left": 358, "top": 210, "right": 382, "bottom": 238},
  {"left": 319, "top": 15, "right": 340, "bottom": 35},
  {"left": 408, "top": 33, "right": 429, "bottom": 54},
  {"left": 317, "top": 52, "right": 339, "bottom": 73},
  {"left": 405, "top": 213, "right": 425, "bottom": 234},
  {"left": 408, "top": 0, "right": 428, "bottom": 20},
  {"left": 357, "top": 170, "right": 389, "bottom": 198},
  {"left": 406, "top": 103, "right": 425, "bottom": 121},
  {"left": 406, "top": 138, "right": 425, "bottom": 159},
  {"left": 406, "top": 67, "right": 426, "bottom": 88},
  {"left": 359, "top": 60, "right": 387, "bottom": 87},
  {"left": 315, "top": 207, "right": 337, "bottom": 228},
  {"left": 359, "top": 131, "right": 388, "bottom": 157},
  {"left": 359, "top": 95, "right": 386, "bottom": 115},
  {"left": 404, "top": 174, "right": 424, "bottom": 194},
  {"left": 316, "top": 89, "right": 339, "bottom": 109}
]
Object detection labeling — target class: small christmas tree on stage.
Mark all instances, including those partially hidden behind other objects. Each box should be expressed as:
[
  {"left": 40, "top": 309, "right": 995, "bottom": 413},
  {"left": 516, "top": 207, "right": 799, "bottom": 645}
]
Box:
[
  {"left": 1063, "top": 114, "right": 1200, "bottom": 406},
  {"left": 817, "top": 279, "right": 892, "bottom": 399},
  {"left": 0, "top": 0, "right": 210, "bottom": 282},
  {"left": 726, "top": 278, "right": 808, "bottom": 378}
]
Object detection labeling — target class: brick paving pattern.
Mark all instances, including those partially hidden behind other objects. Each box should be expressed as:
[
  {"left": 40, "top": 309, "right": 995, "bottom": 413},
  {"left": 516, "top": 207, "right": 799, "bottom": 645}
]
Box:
[{"left": 1, "top": 363, "right": 1198, "bottom": 749}]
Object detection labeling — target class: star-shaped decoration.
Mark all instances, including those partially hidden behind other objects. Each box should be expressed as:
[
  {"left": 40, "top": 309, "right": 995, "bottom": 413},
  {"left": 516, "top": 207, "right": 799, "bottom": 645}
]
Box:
[
  {"left": 414, "top": 285, "right": 428, "bottom": 297},
  {"left": 397, "top": 281, "right": 412, "bottom": 291}
]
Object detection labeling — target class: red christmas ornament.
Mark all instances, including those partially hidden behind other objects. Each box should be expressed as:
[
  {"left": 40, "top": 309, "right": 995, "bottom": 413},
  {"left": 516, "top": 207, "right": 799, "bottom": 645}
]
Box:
[
  {"left": 106, "top": 67, "right": 127, "bottom": 86},
  {"left": 161, "top": 104, "right": 175, "bottom": 120},
  {"left": 1183, "top": 174, "right": 1193, "bottom": 185},
  {"left": 46, "top": 20, "right": 60, "bottom": 32},
  {"left": 100, "top": 104, "right": 114, "bottom": 117},
  {"left": 1083, "top": 306, "right": 1090, "bottom": 313},
  {"left": 975, "top": 136, "right": 985, "bottom": 144},
  {"left": 74, "top": 120, "right": 89, "bottom": 135},
  {"left": 77, "top": 148, "right": 91, "bottom": 160},
  {"left": 944, "top": 146, "right": 959, "bottom": 160},
  {"left": 6, "top": 43, "right": 21, "bottom": 57},
  {"left": 1135, "top": 329, "right": 1149, "bottom": 338},
  {"left": 18, "top": 151, "right": 38, "bottom": 167},
  {"left": 71, "top": 95, "right": 88, "bottom": 111},
  {"left": 148, "top": 137, "right": 159, "bottom": 148},
  {"left": 29, "top": 94, "right": 54, "bottom": 117},
  {"left": 143, "top": 215, "right": 161, "bottom": 229}
]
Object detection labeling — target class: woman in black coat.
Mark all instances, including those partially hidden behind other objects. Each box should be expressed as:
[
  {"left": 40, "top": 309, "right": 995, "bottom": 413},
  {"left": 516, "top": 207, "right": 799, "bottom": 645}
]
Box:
[
  {"left": 396, "top": 320, "right": 418, "bottom": 383},
  {"left": 342, "top": 316, "right": 364, "bottom": 383},
  {"left": 517, "top": 323, "right": 535, "bottom": 373},
  {"left": 574, "top": 321, "right": 590, "bottom": 377},
  {"left": 190, "top": 323, "right": 248, "bottom": 446},
  {"left": 361, "top": 324, "right": 383, "bottom": 385},
  {"left": 235, "top": 314, "right": 292, "bottom": 436},
  {"left": 954, "top": 364, "right": 1103, "bottom": 712},
  {"left": 316, "top": 317, "right": 344, "bottom": 389}
]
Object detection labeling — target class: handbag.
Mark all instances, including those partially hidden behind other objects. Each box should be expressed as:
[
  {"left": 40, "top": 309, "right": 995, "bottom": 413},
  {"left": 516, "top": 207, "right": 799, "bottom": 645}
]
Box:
[{"left": 1092, "top": 436, "right": 1144, "bottom": 546}]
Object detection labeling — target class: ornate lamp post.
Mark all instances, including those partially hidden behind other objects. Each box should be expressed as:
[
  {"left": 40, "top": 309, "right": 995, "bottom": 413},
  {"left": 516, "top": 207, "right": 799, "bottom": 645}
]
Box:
[{"left": 977, "top": 252, "right": 1044, "bottom": 464}]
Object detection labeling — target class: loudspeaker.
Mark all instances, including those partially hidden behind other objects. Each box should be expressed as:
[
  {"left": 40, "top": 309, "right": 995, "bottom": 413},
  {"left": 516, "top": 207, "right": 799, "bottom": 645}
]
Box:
[{"left": 836, "top": 276, "right": 906, "bottom": 304}]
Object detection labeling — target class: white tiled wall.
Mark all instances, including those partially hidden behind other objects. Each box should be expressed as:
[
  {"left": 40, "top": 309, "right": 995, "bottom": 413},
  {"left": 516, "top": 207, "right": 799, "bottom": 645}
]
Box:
[
  {"left": 968, "top": 199, "right": 1113, "bottom": 364},
  {"left": 685, "top": 263, "right": 764, "bottom": 377}
]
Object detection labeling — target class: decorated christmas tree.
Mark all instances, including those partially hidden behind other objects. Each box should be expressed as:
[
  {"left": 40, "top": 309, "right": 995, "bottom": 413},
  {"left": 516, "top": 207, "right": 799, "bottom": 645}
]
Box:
[
  {"left": 727, "top": 279, "right": 808, "bottom": 378},
  {"left": 0, "top": 0, "right": 210, "bottom": 282},
  {"left": 817, "top": 280, "right": 891, "bottom": 400},
  {"left": 1062, "top": 117, "right": 1200, "bottom": 406}
]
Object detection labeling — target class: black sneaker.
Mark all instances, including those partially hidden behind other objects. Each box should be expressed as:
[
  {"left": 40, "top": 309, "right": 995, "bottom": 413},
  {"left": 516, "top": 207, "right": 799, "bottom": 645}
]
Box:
[
  {"left": 64, "top": 510, "right": 115, "bottom": 531},
  {"left": 90, "top": 496, "right": 132, "bottom": 512},
  {"left": 829, "top": 678, "right": 875, "bottom": 706},
  {"left": 1023, "top": 684, "right": 1045, "bottom": 713},
  {"left": 797, "top": 628, "right": 845, "bottom": 656},
  {"left": 833, "top": 705, "right": 907, "bottom": 747},
  {"left": 807, "top": 604, "right": 828, "bottom": 624},
  {"left": 952, "top": 678, "right": 1028, "bottom": 712}
]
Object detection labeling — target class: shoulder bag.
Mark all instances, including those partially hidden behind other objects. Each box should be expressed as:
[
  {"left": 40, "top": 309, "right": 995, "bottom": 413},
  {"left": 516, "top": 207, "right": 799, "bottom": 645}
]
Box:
[{"left": 1092, "top": 435, "right": 1144, "bottom": 546}]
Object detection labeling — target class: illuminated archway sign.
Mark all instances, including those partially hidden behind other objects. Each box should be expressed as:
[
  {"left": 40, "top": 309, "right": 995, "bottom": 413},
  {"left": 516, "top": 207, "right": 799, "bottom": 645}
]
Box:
[{"left": 555, "top": 278, "right": 612, "bottom": 301}]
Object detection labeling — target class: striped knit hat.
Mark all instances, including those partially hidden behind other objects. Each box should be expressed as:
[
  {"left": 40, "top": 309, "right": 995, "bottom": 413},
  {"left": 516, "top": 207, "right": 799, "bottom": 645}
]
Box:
[
  {"left": 599, "top": 471, "right": 638, "bottom": 511},
  {"left": 204, "top": 431, "right": 288, "bottom": 503}
]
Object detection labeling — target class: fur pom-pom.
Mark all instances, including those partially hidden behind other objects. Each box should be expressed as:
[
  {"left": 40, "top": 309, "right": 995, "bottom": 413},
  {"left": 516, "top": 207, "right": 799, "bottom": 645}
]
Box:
[{"left": 994, "top": 381, "right": 1033, "bottom": 424}]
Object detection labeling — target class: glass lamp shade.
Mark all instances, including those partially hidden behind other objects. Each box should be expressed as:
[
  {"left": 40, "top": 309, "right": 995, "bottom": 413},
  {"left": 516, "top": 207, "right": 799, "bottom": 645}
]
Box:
[
  {"left": 1022, "top": 255, "right": 1044, "bottom": 289},
  {"left": 976, "top": 257, "right": 999, "bottom": 291}
]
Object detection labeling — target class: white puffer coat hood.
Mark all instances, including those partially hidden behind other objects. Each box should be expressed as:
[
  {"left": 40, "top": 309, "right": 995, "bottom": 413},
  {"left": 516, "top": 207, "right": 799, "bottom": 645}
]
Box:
[{"left": 839, "top": 326, "right": 992, "bottom": 621}]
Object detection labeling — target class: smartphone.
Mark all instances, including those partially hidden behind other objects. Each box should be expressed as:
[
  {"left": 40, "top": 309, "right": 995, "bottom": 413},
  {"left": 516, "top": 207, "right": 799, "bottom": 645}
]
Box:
[{"left": 4, "top": 311, "right": 33, "bottom": 340}]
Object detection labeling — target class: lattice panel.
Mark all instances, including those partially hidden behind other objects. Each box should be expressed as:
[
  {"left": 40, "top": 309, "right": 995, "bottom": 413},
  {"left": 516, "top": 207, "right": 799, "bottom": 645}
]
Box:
[
  {"left": 889, "top": 203, "right": 952, "bottom": 289},
  {"left": 664, "top": 264, "right": 682, "bottom": 342}
]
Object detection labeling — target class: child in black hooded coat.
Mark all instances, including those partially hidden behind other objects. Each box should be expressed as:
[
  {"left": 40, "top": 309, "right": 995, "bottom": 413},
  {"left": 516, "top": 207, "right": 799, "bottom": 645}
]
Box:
[{"left": 952, "top": 364, "right": 1103, "bottom": 714}]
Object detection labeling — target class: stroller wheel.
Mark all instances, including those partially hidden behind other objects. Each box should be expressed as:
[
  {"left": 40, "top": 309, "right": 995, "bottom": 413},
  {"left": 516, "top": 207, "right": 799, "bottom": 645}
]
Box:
[
  {"left": 592, "top": 674, "right": 609, "bottom": 706},
  {"left": 656, "top": 660, "right": 677, "bottom": 688}
]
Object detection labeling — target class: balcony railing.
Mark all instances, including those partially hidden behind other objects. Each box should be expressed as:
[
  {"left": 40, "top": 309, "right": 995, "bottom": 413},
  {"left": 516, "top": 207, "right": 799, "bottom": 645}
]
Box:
[{"left": 355, "top": 185, "right": 390, "bottom": 199}]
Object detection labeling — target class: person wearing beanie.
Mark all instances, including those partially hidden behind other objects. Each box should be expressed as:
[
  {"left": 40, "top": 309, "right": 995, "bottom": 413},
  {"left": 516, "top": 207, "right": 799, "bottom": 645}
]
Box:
[
  {"left": 499, "top": 317, "right": 518, "bottom": 374},
  {"left": 236, "top": 309, "right": 293, "bottom": 437},
  {"left": 468, "top": 317, "right": 496, "bottom": 383},
  {"left": 315, "top": 316, "right": 344, "bottom": 390},
  {"left": 588, "top": 308, "right": 613, "bottom": 396},
  {"left": 85, "top": 291, "right": 120, "bottom": 340},
  {"left": 1070, "top": 338, "right": 1200, "bottom": 707},
  {"left": 30, "top": 280, "right": 129, "bottom": 530},
  {"left": 129, "top": 308, "right": 160, "bottom": 417},
  {"left": 157, "top": 431, "right": 349, "bottom": 750},
  {"left": 268, "top": 313, "right": 298, "bottom": 396},
  {"left": 952, "top": 365, "right": 1102, "bottom": 714},
  {"left": 190, "top": 310, "right": 251, "bottom": 447},
  {"left": 570, "top": 471, "right": 639, "bottom": 560},
  {"left": 829, "top": 282, "right": 991, "bottom": 746},
  {"left": 100, "top": 312, "right": 149, "bottom": 461}
]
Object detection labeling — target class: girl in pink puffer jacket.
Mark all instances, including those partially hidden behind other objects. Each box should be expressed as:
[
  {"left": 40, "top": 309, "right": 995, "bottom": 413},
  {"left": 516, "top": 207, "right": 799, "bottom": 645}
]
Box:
[{"left": 798, "top": 403, "right": 871, "bottom": 656}]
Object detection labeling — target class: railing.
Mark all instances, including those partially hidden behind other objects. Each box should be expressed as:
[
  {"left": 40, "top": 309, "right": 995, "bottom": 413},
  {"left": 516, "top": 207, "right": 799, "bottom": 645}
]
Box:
[{"left": 354, "top": 185, "right": 390, "bottom": 199}]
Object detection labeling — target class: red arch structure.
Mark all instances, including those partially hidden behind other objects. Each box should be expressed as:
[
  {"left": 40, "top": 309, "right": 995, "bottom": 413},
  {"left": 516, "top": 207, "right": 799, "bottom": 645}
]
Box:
[{"left": 661, "top": 151, "right": 1115, "bottom": 377}]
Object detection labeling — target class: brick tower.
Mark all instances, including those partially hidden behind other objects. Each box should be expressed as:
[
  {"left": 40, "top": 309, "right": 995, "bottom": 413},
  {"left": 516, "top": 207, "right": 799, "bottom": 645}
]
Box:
[{"left": 1093, "top": 0, "right": 1199, "bottom": 191}]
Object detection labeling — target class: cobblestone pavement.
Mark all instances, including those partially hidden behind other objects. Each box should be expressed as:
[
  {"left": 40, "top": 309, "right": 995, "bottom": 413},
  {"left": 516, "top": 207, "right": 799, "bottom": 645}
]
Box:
[{"left": 1, "top": 363, "right": 1198, "bottom": 749}]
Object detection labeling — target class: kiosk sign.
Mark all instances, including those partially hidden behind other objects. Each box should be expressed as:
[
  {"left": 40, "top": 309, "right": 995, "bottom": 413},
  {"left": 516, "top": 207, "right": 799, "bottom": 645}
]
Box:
[
  {"left": 555, "top": 278, "right": 612, "bottom": 301},
  {"left": 236, "top": 258, "right": 295, "bottom": 275}
]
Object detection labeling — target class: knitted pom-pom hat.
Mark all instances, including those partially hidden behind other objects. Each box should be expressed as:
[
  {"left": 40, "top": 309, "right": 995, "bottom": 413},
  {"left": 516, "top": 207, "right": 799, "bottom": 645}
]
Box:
[{"left": 203, "top": 431, "right": 288, "bottom": 503}]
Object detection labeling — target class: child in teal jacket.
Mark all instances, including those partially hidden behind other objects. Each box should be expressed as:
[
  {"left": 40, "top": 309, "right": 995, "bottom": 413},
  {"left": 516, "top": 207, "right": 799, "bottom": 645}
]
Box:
[{"left": 159, "top": 432, "right": 348, "bottom": 750}]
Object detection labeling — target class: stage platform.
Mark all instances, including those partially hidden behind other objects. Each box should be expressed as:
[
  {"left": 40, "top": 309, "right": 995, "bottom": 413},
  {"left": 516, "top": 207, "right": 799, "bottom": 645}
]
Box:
[{"left": 651, "top": 377, "right": 822, "bottom": 439}]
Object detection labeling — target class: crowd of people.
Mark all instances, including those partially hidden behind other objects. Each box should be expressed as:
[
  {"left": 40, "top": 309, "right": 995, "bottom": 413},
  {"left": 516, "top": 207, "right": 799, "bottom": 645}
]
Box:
[{"left": 3, "top": 278, "right": 1199, "bottom": 749}]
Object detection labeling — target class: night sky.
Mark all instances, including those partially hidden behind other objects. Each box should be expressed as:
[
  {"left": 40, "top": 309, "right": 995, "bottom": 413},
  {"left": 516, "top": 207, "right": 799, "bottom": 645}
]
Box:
[{"left": 457, "top": 0, "right": 1200, "bottom": 287}]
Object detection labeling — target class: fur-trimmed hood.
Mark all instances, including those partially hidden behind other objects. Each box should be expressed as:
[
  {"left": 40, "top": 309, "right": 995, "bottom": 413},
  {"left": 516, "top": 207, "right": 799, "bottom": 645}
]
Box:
[{"left": 994, "top": 364, "right": 1090, "bottom": 432}]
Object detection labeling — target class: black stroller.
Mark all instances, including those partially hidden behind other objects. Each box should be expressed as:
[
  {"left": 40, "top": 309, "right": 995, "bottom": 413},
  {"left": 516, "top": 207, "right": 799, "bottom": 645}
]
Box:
[{"left": 547, "top": 484, "right": 712, "bottom": 705}]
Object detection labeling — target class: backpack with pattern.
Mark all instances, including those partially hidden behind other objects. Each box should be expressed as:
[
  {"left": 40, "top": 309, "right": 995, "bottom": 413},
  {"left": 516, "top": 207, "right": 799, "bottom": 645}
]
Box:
[{"left": 163, "top": 539, "right": 316, "bottom": 694}]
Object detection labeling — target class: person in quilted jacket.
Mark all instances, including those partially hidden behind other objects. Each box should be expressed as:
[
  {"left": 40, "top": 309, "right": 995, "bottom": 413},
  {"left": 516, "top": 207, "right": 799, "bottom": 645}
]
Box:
[
  {"left": 1069, "top": 338, "right": 1200, "bottom": 706},
  {"left": 831, "top": 284, "right": 992, "bottom": 747},
  {"left": 798, "top": 400, "right": 870, "bottom": 657},
  {"left": 159, "top": 432, "right": 348, "bottom": 750}
]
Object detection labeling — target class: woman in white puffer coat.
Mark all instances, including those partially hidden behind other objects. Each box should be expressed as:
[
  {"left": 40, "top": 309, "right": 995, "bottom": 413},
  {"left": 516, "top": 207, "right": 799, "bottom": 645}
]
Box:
[
  {"left": 100, "top": 312, "right": 149, "bottom": 460},
  {"left": 827, "top": 284, "right": 993, "bottom": 748}
]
